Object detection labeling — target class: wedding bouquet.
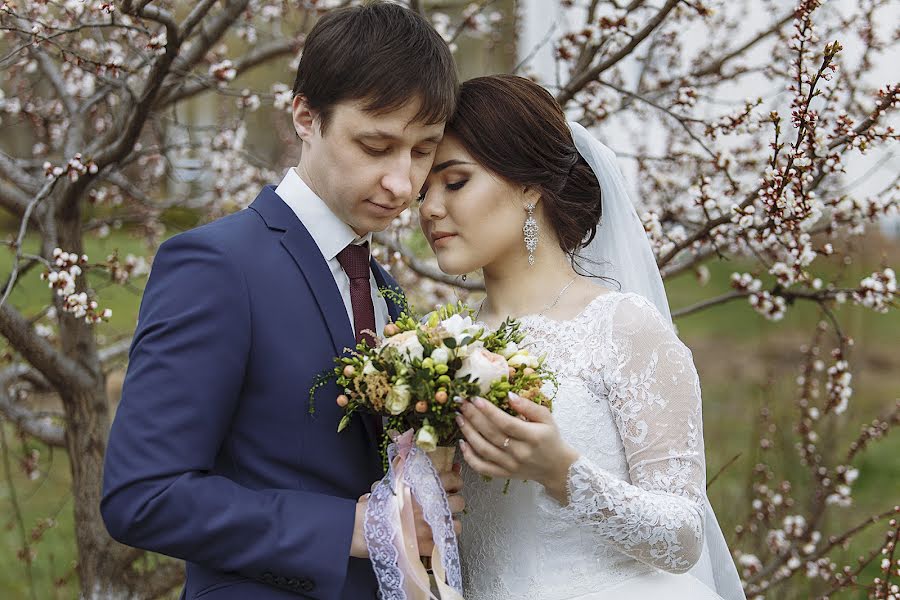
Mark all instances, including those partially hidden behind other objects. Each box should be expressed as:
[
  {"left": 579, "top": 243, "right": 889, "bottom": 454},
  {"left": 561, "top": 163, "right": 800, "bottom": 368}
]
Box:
[
  {"left": 311, "top": 298, "right": 555, "bottom": 459},
  {"left": 310, "top": 296, "right": 556, "bottom": 599}
]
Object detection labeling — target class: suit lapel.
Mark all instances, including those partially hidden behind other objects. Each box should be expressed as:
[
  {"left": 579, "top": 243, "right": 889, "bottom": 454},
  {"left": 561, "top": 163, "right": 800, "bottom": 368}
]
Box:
[
  {"left": 250, "top": 186, "right": 383, "bottom": 449},
  {"left": 249, "top": 187, "right": 356, "bottom": 357}
]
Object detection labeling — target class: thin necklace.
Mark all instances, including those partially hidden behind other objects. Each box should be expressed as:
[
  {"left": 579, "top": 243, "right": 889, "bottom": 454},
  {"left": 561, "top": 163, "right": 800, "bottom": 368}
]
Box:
[{"left": 475, "top": 276, "right": 578, "bottom": 321}]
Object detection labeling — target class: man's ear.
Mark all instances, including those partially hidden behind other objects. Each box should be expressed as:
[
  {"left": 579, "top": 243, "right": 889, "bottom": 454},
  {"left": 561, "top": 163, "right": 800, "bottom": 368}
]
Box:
[{"left": 292, "top": 95, "right": 318, "bottom": 141}]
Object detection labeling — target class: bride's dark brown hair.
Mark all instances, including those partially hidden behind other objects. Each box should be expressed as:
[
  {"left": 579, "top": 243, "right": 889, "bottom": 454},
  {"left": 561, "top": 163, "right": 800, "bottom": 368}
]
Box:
[{"left": 447, "top": 75, "right": 604, "bottom": 264}]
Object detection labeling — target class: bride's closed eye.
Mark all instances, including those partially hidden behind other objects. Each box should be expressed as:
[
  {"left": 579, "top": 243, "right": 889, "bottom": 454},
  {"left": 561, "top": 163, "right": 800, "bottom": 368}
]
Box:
[{"left": 416, "top": 179, "right": 469, "bottom": 205}]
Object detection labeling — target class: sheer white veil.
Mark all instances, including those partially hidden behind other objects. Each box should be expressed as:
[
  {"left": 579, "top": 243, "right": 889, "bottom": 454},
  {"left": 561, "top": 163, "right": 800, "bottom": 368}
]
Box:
[{"left": 569, "top": 121, "right": 746, "bottom": 600}]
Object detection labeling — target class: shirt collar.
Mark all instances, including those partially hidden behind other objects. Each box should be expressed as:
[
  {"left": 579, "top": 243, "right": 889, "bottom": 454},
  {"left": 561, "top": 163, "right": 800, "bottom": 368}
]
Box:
[{"left": 274, "top": 167, "right": 372, "bottom": 261}]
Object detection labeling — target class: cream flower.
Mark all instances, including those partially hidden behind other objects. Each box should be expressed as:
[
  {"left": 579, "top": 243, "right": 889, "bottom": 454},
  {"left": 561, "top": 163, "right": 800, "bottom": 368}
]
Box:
[
  {"left": 499, "top": 341, "right": 519, "bottom": 359},
  {"left": 385, "top": 381, "right": 412, "bottom": 415},
  {"left": 457, "top": 348, "right": 509, "bottom": 394},
  {"left": 430, "top": 346, "right": 451, "bottom": 365},
  {"left": 383, "top": 330, "right": 425, "bottom": 362},
  {"left": 415, "top": 423, "right": 438, "bottom": 452},
  {"left": 508, "top": 351, "right": 539, "bottom": 369}
]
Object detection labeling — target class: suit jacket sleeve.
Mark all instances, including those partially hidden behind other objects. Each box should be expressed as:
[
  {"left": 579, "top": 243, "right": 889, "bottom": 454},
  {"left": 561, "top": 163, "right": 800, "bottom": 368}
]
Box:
[{"left": 101, "top": 232, "right": 356, "bottom": 598}]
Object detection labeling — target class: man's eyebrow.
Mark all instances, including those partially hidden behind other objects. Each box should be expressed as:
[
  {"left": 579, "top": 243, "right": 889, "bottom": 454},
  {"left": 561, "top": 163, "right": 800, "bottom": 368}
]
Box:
[
  {"left": 357, "top": 130, "right": 443, "bottom": 144},
  {"left": 432, "top": 159, "right": 474, "bottom": 173}
]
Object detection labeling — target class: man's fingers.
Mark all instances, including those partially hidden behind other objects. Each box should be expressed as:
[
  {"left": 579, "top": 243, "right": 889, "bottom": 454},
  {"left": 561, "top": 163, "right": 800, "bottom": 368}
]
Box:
[
  {"left": 447, "top": 493, "right": 465, "bottom": 514},
  {"left": 439, "top": 470, "right": 463, "bottom": 494}
]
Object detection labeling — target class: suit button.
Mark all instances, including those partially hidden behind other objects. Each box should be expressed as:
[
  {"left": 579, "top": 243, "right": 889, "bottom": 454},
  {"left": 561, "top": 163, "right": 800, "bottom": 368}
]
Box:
[
  {"left": 261, "top": 572, "right": 274, "bottom": 583},
  {"left": 275, "top": 575, "right": 287, "bottom": 586},
  {"left": 299, "top": 578, "right": 315, "bottom": 592}
]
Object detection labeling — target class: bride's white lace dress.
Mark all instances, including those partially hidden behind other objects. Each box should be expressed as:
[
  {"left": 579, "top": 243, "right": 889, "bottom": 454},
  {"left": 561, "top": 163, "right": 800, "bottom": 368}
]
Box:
[{"left": 460, "top": 290, "right": 726, "bottom": 599}]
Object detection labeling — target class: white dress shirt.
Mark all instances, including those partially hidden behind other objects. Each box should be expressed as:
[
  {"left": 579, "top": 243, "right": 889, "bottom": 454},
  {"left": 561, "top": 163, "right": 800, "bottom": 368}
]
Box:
[{"left": 274, "top": 167, "right": 390, "bottom": 338}]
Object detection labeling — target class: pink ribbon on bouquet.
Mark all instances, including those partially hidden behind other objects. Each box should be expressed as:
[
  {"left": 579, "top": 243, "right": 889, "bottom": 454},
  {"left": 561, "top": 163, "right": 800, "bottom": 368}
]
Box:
[{"left": 364, "top": 429, "right": 464, "bottom": 600}]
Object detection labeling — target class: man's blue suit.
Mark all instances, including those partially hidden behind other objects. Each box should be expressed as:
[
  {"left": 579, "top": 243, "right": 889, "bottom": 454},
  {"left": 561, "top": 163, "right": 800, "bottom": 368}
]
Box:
[{"left": 101, "top": 186, "right": 402, "bottom": 599}]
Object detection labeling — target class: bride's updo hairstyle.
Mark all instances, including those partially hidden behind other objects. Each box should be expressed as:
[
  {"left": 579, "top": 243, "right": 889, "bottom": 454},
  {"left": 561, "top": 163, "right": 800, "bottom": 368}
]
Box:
[{"left": 447, "top": 74, "right": 603, "bottom": 263}]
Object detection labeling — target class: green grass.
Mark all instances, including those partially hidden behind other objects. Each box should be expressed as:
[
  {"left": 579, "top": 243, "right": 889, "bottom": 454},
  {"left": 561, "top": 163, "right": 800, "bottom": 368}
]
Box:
[{"left": 1, "top": 230, "right": 898, "bottom": 598}]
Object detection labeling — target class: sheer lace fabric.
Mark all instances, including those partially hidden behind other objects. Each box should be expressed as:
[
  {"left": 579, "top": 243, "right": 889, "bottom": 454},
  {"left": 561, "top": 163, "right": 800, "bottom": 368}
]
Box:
[{"left": 459, "top": 291, "right": 712, "bottom": 599}]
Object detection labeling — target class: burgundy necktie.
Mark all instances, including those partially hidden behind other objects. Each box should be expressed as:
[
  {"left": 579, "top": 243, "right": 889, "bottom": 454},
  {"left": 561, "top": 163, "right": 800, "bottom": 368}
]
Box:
[
  {"left": 336, "top": 241, "right": 377, "bottom": 348},
  {"left": 336, "top": 242, "right": 383, "bottom": 446}
]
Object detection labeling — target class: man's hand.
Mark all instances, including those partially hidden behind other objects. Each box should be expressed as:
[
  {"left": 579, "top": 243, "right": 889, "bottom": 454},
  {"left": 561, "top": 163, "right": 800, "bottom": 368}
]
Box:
[
  {"left": 413, "top": 468, "right": 465, "bottom": 556},
  {"left": 350, "top": 466, "right": 465, "bottom": 559}
]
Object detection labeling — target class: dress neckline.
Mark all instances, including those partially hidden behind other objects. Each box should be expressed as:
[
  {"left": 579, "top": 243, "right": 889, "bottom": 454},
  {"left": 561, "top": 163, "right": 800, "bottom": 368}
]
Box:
[{"left": 477, "top": 288, "right": 621, "bottom": 329}]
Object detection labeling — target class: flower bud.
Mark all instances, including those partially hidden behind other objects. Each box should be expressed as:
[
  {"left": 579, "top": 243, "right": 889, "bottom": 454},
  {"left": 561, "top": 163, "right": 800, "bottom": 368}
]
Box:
[{"left": 336, "top": 395, "right": 349, "bottom": 408}]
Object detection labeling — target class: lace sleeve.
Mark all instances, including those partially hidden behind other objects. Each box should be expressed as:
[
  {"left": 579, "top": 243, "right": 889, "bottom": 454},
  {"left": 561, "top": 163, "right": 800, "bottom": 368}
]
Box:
[{"left": 554, "top": 293, "right": 706, "bottom": 574}]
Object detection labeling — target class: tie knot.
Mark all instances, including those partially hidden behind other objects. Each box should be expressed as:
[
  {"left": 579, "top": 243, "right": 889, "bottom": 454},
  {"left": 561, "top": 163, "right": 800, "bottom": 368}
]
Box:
[{"left": 336, "top": 242, "right": 371, "bottom": 280}]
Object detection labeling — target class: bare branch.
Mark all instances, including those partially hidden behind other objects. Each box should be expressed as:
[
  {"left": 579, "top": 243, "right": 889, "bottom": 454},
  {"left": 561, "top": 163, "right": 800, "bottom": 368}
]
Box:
[
  {"left": 98, "top": 338, "right": 133, "bottom": 366},
  {"left": 0, "top": 303, "right": 94, "bottom": 391},
  {"left": 180, "top": 0, "right": 220, "bottom": 41},
  {"left": 689, "top": 12, "right": 794, "bottom": 79},
  {"left": 0, "top": 175, "right": 61, "bottom": 309},
  {"left": 0, "top": 365, "right": 66, "bottom": 447},
  {"left": 31, "top": 46, "right": 77, "bottom": 114},
  {"left": 0, "top": 179, "right": 40, "bottom": 222},
  {"left": 0, "top": 152, "right": 39, "bottom": 195},
  {"left": 159, "top": 0, "right": 251, "bottom": 95},
  {"left": 158, "top": 37, "right": 300, "bottom": 107},
  {"left": 556, "top": 0, "right": 681, "bottom": 106}
]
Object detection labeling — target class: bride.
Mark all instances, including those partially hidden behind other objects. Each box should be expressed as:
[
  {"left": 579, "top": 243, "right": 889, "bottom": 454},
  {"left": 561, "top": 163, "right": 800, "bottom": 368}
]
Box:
[{"left": 417, "top": 75, "right": 745, "bottom": 600}]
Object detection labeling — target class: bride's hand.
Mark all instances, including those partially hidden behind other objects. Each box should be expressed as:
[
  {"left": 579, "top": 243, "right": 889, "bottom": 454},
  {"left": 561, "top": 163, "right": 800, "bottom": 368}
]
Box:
[{"left": 456, "top": 394, "right": 580, "bottom": 504}]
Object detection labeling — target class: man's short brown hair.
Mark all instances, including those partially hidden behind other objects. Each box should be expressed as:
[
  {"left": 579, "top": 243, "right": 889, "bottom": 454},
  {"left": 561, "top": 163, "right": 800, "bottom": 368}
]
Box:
[{"left": 292, "top": 1, "right": 458, "bottom": 133}]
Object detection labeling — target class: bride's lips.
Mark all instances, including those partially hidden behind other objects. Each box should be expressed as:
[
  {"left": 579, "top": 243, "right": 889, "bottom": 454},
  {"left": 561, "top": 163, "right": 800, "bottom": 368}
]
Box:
[{"left": 431, "top": 231, "right": 457, "bottom": 248}]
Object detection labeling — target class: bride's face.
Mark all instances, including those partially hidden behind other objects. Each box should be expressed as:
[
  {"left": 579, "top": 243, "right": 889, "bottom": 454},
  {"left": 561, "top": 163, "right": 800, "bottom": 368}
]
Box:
[{"left": 418, "top": 134, "right": 530, "bottom": 275}]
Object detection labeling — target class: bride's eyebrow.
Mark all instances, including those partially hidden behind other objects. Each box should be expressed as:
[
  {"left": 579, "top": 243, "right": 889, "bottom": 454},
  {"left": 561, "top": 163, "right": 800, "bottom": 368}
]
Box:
[{"left": 431, "top": 159, "right": 474, "bottom": 174}]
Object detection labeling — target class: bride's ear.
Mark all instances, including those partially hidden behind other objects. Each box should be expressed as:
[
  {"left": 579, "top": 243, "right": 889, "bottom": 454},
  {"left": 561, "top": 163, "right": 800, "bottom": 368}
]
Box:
[
  {"left": 292, "top": 95, "right": 319, "bottom": 141},
  {"left": 522, "top": 186, "right": 542, "bottom": 209}
]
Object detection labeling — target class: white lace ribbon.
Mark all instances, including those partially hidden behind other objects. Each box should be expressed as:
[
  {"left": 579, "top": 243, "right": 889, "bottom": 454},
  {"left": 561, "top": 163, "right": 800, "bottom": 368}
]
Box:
[{"left": 364, "top": 430, "right": 463, "bottom": 599}]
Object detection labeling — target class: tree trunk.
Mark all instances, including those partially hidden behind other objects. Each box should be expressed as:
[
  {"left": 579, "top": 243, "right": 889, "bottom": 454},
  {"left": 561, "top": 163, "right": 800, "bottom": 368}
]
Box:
[
  {"left": 61, "top": 383, "right": 135, "bottom": 598},
  {"left": 53, "top": 199, "right": 136, "bottom": 598}
]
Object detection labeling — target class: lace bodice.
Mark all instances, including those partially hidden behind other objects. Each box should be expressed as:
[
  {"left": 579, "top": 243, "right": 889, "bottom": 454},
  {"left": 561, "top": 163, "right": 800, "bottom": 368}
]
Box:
[{"left": 459, "top": 290, "right": 708, "bottom": 599}]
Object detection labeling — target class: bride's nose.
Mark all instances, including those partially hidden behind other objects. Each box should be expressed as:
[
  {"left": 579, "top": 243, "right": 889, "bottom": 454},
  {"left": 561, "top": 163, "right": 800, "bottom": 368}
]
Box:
[{"left": 418, "top": 190, "right": 446, "bottom": 222}]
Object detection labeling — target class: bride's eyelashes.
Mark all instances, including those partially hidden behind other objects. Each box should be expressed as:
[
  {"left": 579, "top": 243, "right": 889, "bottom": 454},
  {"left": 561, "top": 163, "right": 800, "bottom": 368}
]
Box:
[{"left": 416, "top": 179, "right": 469, "bottom": 205}]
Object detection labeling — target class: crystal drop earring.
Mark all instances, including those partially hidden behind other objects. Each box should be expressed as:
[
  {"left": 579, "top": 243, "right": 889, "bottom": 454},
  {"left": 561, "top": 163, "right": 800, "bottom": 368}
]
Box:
[{"left": 523, "top": 203, "right": 539, "bottom": 266}]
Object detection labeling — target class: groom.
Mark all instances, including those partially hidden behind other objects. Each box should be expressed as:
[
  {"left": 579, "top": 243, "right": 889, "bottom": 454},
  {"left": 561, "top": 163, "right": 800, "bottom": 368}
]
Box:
[{"left": 101, "top": 3, "right": 461, "bottom": 599}]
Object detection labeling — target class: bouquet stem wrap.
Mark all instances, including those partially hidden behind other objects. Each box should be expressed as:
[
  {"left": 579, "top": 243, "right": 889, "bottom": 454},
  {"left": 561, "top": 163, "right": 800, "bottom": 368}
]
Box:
[{"left": 364, "top": 430, "right": 463, "bottom": 600}]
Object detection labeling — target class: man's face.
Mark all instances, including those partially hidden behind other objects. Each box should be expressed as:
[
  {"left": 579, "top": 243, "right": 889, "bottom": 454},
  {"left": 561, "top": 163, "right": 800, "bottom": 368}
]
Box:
[{"left": 293, "top": 96, "right": 446, "bottom": 235}]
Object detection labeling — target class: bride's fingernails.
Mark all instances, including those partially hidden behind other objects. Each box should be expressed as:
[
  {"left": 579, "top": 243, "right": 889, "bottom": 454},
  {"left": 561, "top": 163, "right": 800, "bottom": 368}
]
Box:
[{"left": 455, "top": 415, "right": 464, "bottom": 427}]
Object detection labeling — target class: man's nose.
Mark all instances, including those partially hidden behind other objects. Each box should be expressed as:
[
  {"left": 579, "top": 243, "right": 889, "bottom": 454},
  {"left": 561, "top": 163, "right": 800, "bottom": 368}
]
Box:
[{"left": 381, "top": 156, "right": 413, "bottom": 201}]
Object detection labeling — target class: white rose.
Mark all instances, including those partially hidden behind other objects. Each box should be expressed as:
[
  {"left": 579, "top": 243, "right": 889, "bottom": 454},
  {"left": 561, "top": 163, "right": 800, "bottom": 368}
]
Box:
[
  {"left": 499, "top": 341, "right": 519, "bottom": 359},
  {"left": 441, "top": 313, "right": 473, "bottom": 339},
  {"left": 415, "top": 424, "right": 438, "bottom": 452},
  {"left": 441, "top": 313, "right": 480, "bottom": 345},
  {"left": 430, "top": 347, "right": 450, "bottom": 365},
  {"left": 453, "top": 339, "right": 484, "bottom": 360},
  {"left": 457, "top": 348, "right": 509, "bottom": 395},
  {"left": 508, "top": 352, "right": 539, "bottom": 369},
  {"left": 385, "top": 381, "right": 411, "bottom": 415},
  {"left": 383, "top": 330, "right": 424, "bottom": 362},
  {"left": 362, "top": 360, "right": 377, "bottom": 376}
]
